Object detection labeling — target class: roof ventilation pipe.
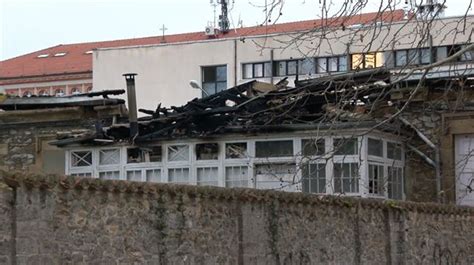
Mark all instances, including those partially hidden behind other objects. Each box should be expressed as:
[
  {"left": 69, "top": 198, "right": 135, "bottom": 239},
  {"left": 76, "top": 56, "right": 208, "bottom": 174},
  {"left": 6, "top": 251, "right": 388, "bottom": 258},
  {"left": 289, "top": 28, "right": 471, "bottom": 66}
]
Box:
[{"left": 123, "top": 73, "right": 139, "bottom": 139}]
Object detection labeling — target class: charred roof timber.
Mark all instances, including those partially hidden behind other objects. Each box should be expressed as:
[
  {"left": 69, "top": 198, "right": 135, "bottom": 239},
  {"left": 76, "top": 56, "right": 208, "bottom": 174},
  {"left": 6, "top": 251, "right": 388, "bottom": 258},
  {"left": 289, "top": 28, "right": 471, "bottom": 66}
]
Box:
[{"left": 123, "top": 73, "right": 139, "bottom": 139}]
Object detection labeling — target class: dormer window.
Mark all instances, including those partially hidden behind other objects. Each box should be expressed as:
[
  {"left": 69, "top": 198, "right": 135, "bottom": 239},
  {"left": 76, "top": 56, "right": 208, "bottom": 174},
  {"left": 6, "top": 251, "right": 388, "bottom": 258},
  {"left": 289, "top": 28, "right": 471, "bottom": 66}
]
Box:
[
  {"left": 54, "top": 52, "right": 67, "bottom": 57},
  {"left": 84, "top": 50, "right": 93, "bottom": 55},
  {"left": 37, "top": 54, "right": 49, "bottom": 58}
]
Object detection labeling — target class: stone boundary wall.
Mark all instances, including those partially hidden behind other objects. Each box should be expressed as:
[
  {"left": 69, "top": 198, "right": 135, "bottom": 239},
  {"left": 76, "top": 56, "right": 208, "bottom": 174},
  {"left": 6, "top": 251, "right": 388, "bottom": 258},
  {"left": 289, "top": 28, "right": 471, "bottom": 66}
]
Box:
[{"left": 0, "top": 171, "right": 473, "bottom": 264}]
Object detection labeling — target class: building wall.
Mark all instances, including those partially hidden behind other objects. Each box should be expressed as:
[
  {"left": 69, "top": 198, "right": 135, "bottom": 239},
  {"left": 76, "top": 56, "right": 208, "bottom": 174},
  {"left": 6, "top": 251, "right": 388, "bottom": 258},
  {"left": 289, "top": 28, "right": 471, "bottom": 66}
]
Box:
[
  {"left": 93, "top": 15, "right": 474, "bottom": 112},
  {"left": 0, "top": 172, "right": 473, "bottom": 264}
]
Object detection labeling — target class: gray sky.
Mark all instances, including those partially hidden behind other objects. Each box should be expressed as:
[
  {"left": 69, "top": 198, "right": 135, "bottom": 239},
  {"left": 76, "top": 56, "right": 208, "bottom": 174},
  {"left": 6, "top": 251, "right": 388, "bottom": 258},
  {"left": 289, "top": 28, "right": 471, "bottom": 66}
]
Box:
[{"left": 1, "top": 0, "right": 472, "bottom": 60}]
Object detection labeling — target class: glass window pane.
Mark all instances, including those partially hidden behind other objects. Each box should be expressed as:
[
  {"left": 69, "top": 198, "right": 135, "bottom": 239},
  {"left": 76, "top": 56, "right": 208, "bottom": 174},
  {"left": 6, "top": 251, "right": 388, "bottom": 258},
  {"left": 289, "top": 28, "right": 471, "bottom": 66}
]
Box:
[
  {"left": 99, "top": 149, "right": 120, "bottom": 165},
  {"left": 351, "top": 54, "right": 363, "bottom": 69},
  {"left": 287, "top": 61, "right": 297, "bottom": 75},
  {"left": 302, "top": 163, "right": 326, "bottom": 193},
  {"left": 146, "top": 169, "right": 161, "bottom": 182},
  {"left": 334, "top": 138, "right": 358, "bottom": 155},
  {"left": 168, "top": 145, "right": 189, "bottom": 162},
  {"left": 420, "top": 48, "right": 431, "bottom": 64},
  {"left": 99, "top": 171, "right": 120, "bottom": 180},
  {"left": 127, "top": 170, "right": 142, "bottom": 182},
  {"left": 255, "top": 163, "right": 296, "bottom": 190},
  {"left": 203, "top": 82, "right": 216, "bottom": 96},
  {"left": 364, "top": 53, "right": 376, "bottom": 68},
  {"left": 225, "top": 166, "right": 248, "bottom": 187},
  {"left": 436, "top": 47, "right": 447, "bottom": 61},
  {"left": 328, "top": 57, "right": 338, "bottom": 72},
  {"left": 368, "top": 138, "right": 383, "bottom": 157},
  {"left": 216, "top": 82, "right": 226, "bottom": 93},
  {"left": 254, "top": 63, "right": 264, "bottom": 78},
  {"left": 338, "top": 56, "right": 347, "bottom": 72},
  {"left": 197, "top": 167, "right": 219, "bottom": 186},
  {"left": 225, "top": 142, "right": 248, "bottom": 159},
  {"left": 395, "top": 50, "right": 407, "bottom": 67},
  {"left": 408, "top": 49, "right": 419, "bottom": 65},
  {"left": 168, "top": 168, "right": 190, "bottom": 184},
  {"left": 299, "top": 58, "right": 315, "bottom": 75},
  {"left": 71, "top": 151, "right": 92, "bottom": 167},
  {"left": 369, "top": 164, "right": 384, "bottom": 195},
  {"left": 302, "top": 139, "right": 325, "bottom": 156},
  {"left": 243, "top": 64, "right": 253, "bottom": 79},
  {"left": 264, "top": 62, "right": 272, "bottom": 77},
  {"left": 196, "top": 143, "right": 219, "bottom": 160},
  {"left": 255, "top": 140, "right": 293, "bottom": 157},
  {"left": 216, "top": 66, "right": 227, "bottom": 81},
  {"left": 334, "top": 163, "right": 359, "bottom": 193},
  {"left": 70, "top": 172, "right": 92, "bottom": 178},
  {"left": 202, "top": 67, "right": 216, "bottom": 82},
  {"left": 317, "top": 58, "right": 327, "bottom": 73},
  {"left": 275, "top": 61, "right": 286, "bottom": 76},
  {"left": 388, "top": 167, "right": 403, "bottom": 200},
  {"left": 387, "top": 142, "right": 402, "bottom": 160}
]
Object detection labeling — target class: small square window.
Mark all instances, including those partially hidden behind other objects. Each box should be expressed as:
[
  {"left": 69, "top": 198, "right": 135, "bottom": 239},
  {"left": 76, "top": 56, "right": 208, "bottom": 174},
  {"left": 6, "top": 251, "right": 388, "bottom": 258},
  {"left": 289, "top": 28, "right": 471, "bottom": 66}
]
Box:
[
  {"left": 225, "top": 142, "right": 248, "bottom": 159},
  {"left": 168, "top": 145, "right": 189, "bottom": 162},
  {"left": 302, "top": 139, "right": 325, "bottom": 156},
  {"left": 196, "top": 143, "right": 219, "bottom": 160},
  {"left": 99, "top": 149, "right": 120, "bottom": 165},
  {"left": 368, "top": 138, "right": 383, "bottom": 157},
  {"left": 255, "top": 140, "right": 293, "bottom": 158},
  {"left": 71, "top": 151, "right": 92, "bottom": 167},
  {"left": 334, "top": 138, "right": 358, "bottom": 155}
]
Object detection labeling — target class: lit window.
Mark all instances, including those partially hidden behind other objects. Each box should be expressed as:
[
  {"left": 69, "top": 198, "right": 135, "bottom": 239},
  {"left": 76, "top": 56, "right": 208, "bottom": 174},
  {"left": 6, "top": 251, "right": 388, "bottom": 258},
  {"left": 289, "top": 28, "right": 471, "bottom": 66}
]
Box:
[
  {"left": 202, "top": 65, "right": 227, "bottom": 96},
  {"left": 302, "top": 163, "right": 326, "bottom": 193},
  {"left": 255, "top": 140, "right": 293, "bottom": 158},
  {"left": 99, "top": 171, "right": 120, "bottom": 180},
  {"left": 197, "top": 167, "right": 219, "bottom": 186},
  {"left": 71, "top": 151, "right": 92, "bottom": 167},
  {"left": 146, "top": 169, "right": 161, "bottom": 182},
  {"left": 301, "top": 139, "right": 325, "bottom": 156},
  {"left": 168, "top": 168, "right": 190, "bottom": 184},
  {"left": 334, "top": 163, "right": 359, "bottom": 193},
  {"left": 196, "top": 143, "right": 218, "bottom": 160},
  {"left": 225, "top": 142, "right": 248, "bottom": 159},
  {"left": 167, "top": 145, "right": 189, "bottom": 162},
  {"left": 368, "top": 164, "right": 384, "bottom": 196},
  {"left": 351, "top": 53, "right": 383, "bottom": 69},
  {"left": 127, "top": 170, "right": 142, "bottom": 182},
  {"left": 368, "top": 138, "right": 383, "bottom": 157},
  {"left": 225, "top": 166, "right": 249, "bottom": 187},
  {"left": 387, "top": 142, "right": 402, "bottom": 160},
  {"left": 388, "top": 167, "right": 404, "bottom": 200},
  {"left": 99, "top": 149, "right": 120, "bottom": 165},
  {"left": 334, "top": 138, "right": 358, "bottom": 155}
]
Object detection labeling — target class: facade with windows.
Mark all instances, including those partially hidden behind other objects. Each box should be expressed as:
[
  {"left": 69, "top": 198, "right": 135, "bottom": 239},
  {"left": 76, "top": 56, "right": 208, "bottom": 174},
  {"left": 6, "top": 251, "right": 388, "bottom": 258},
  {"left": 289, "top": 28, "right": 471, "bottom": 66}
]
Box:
[{"left": 64, "top": 131, "right": 405, "bottom": 200}]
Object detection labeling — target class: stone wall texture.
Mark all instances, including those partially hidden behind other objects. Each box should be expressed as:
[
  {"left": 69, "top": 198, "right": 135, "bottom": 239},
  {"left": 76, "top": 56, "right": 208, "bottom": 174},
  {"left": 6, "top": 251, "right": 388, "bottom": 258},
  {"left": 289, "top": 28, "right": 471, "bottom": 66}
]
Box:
[{"left": 0, "top": 172, "right": 473, "bottom": 265}]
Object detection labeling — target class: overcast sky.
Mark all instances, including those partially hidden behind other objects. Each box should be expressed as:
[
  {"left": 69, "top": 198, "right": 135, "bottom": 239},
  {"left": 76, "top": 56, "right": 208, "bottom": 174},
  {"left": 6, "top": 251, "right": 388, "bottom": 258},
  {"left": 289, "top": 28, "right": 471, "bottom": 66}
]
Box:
[{"left": 0, "top": 0, "right": 472, "bottom": 61}]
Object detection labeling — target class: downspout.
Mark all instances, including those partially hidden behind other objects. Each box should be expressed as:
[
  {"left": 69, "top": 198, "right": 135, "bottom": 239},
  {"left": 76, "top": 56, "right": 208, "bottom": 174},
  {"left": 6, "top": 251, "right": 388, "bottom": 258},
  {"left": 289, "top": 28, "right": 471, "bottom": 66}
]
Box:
[
  {"left": 270, "top": 49, "right": 274, "bottom": 85},
  {"left": 399, "top": 117, "right": 442, "bottom": 202},
  {"left": 234, "top": 39, "right": 238, "bottom": 87}
]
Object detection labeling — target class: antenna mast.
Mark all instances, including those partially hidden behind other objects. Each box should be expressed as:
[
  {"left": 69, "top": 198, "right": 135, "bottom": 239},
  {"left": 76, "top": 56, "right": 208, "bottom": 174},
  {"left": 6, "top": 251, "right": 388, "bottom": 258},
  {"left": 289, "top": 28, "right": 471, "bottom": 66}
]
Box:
[{"left": 218, "top": 0, "right": 230, "bottom": 33}]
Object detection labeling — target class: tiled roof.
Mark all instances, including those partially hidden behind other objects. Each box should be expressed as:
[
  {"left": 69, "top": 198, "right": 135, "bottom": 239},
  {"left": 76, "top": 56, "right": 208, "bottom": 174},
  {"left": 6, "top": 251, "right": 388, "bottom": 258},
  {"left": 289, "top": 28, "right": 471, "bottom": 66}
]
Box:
[{"left": 0, "top": 10, "right": 405, "bottom": 79}]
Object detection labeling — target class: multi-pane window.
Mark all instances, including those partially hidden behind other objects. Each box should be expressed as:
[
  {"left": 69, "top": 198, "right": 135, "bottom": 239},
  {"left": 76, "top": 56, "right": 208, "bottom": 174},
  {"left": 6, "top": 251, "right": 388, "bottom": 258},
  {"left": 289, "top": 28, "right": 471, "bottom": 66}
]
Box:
[
  {"left": 127, "top": 170, "right": 142, "bottom": 182},
  {"left": 298, "top": 58, "right": 316, "bottom": 75},
  {"left": 99, "top": 171, "right": 120, "bottom": 180},
  {"left": 334, "top": 162, "right": 359, "bottom": 193},
  {"left": 202, "top": 65, "right": 227, "bottom": 96},
  {"left": 168, "top": 168, "right": 190, "bottom": 184},
  {"left": 197, "top": 167, "right": 219, "bottom": 186},
  {"left": 146, "top": 169, "right": 161, "bottom": 182},
  {"left": 301, "top": 139, "right": 325, "bottom": 156},
  {"left": 70, "top": 172, "right": 92, "bottom": 178},
  {"left": 351, "top": 53, "right": 383, "bottom": 69},
  {"left": 388, "top": 167, "right": 404, "bottom": 200},
  {"left": 287, "top": 60, "right": 298, "bottom": 75},
  {"left": 255, "top": 140, "right": 293, "bottom": 158},
  {"left": 255, "top": 163, "right": 297, "bottom": 190},
  {"left": 71, "top": 151, "right": 92, "bottom": 167},
  {"left": 395, "top": 48, "right": 434, "bottom": 67},
  {"left": 168, "top": 145, "right": 189, "bottom": 162},
  {"left": 242, "top": 62, "right": 272, "bottom": 79},
  {"left": 368, "top": 138, "right": 383, "bottom": 157},
  {"left": 302, "top": 163, "right": 326, "bottom": 193},
  {"left": 274, "top": 61, "right": 287, "bottom": 76},
  {"left": 317, "top": 56, "right": 348, "bottom": 73},
  {"left": 334, "top": 138, "right": 358, "bottom": 155},
  {"left": 368, "top": 164, "right": 384, "bottom": 196},
  {"left": 225, "top": 166, "right": 249, "bottom": 187},
  {"left": 225, "top": 142, "right": 248, "bottom": 159},
  {"left": 99, "top": 149, "right": 120, "bottom": 165}
]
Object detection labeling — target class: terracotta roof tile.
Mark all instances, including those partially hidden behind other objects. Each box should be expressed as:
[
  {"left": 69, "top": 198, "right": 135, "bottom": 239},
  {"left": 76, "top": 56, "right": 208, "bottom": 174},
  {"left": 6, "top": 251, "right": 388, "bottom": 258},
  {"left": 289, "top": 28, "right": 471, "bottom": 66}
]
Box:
[{"left": 0, "top": 10, "right": 405, "bottom": 79}]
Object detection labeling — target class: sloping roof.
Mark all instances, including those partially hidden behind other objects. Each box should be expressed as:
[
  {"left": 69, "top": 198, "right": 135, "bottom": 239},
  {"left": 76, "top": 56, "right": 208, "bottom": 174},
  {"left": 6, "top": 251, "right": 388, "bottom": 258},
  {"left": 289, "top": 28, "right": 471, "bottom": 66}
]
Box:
[{"left": 0, "top": 10, "right": 405, "bottom": 80}]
